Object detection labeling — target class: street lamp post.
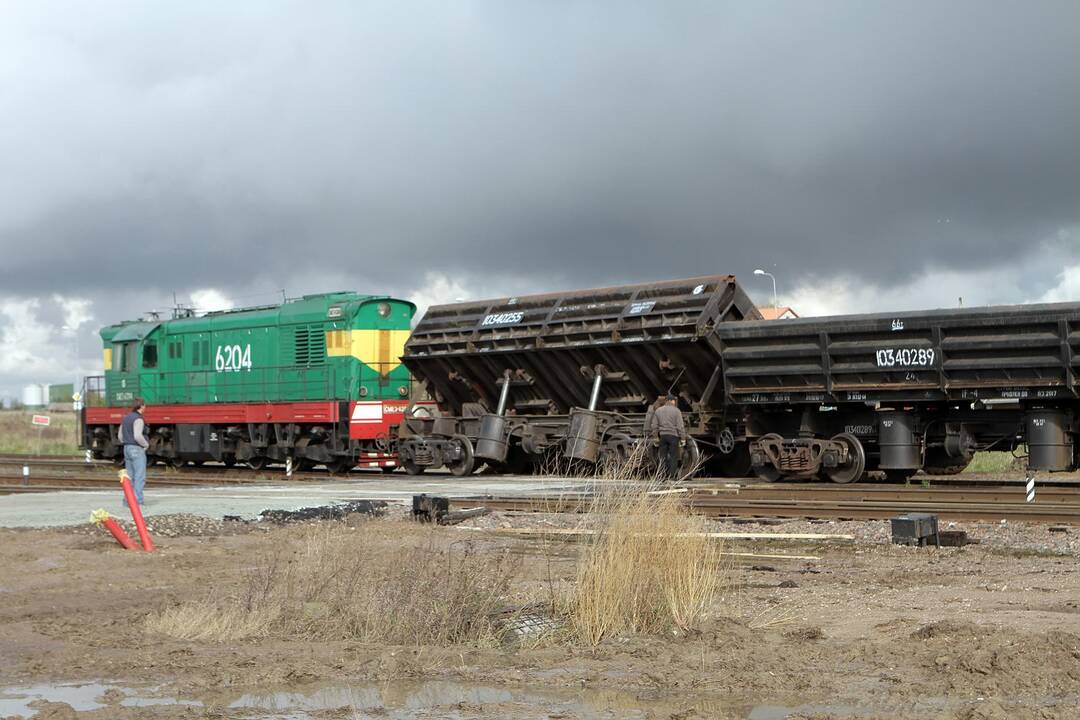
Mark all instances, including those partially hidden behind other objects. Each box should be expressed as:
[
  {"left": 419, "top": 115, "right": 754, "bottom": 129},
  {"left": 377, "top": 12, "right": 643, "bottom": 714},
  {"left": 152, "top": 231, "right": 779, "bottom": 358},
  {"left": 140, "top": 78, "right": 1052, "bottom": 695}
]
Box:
[{"left": 753, "top": 268, "right": 778, "bottom": 310}]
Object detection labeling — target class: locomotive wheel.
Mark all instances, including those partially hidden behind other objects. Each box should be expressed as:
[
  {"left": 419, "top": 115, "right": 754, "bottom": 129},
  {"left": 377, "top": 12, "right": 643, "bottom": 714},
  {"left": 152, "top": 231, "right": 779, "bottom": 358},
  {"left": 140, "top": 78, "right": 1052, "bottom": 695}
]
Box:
[
  {"left": 825, "top": 432, "right": 866, "bottom": 484},
  {"left": 446, "top": 434, "right": 476, "bottom": 477},
  {"left": 325, "top": 458, "right": 353, "bottom": 475},
  {"left": 402, "top": 456, "right": 425, "bottom": 475},
  {"left": 381, "top": 465, "right": 397, "bottom": 474}
]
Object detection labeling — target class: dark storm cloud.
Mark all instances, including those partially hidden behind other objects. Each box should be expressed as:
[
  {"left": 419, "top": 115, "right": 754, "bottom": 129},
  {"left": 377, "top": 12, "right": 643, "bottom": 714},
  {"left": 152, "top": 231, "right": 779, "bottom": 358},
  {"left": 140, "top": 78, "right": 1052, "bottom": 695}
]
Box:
[{"left": 2, "top": 1, "right": 1079, "bottom": 303}]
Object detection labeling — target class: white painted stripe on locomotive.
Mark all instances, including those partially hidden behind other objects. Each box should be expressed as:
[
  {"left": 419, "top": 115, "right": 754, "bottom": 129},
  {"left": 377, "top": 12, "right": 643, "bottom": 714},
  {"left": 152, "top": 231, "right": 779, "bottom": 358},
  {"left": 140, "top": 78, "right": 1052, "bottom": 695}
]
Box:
[{"left": 351, "top": 402, "right": 383, "bottom": 422}]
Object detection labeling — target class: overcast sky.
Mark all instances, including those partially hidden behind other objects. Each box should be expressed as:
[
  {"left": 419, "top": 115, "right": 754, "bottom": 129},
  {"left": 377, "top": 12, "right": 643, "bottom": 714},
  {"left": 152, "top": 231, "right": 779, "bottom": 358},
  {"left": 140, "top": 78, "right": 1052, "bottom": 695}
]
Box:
[{"left": 2, "top": 1, "right": 1079, "bottom": 398}]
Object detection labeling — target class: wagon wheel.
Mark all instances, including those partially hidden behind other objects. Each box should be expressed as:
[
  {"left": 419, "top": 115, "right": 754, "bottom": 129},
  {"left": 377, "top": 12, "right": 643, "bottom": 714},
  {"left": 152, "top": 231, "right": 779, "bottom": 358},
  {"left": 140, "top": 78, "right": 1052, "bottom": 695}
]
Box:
[
  {"left": 169, "top": 457, "right": 186, "bottom": 470},
  {"left": 883, "top": 469, "right": 916, "bottom": 483},
  {"left": 598, "top": 433, "right": 632, "bottom": 473},
  {"left": 825, "top": 432, "right": 866, "bottom": 484},
  {"left": 247, "top": 457, "right": 268, "bottom": 471},
  {"left": 676, "top": 438, "right": 701, "bottom": 482},
  {"left": 754, "top": 464, "right": 782, "bottom": 483},
  {"left": 752, "top": 433, "right": 784, "bottom": 482},
  {"left": 717, "top": 442, "right": 753, "bottom": 478},
  {"left": 446, "top": 434, "right": 476, "bottom": 477},
  {"left": 380, "top": 464, "right": 397, "bottom": 474},
  {"left": 922, "top": 447, "right": 972, "bottom": 476}
]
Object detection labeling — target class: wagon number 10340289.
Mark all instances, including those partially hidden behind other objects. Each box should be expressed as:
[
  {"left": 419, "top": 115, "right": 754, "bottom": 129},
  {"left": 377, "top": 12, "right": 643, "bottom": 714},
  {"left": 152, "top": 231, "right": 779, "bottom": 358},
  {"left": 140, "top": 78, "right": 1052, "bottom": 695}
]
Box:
[
  {"left": 215, "top": 344, "right": 253, "bottom": 372},
  {"left": 875, "top": 347, "right": 935, "bottom": 368}
]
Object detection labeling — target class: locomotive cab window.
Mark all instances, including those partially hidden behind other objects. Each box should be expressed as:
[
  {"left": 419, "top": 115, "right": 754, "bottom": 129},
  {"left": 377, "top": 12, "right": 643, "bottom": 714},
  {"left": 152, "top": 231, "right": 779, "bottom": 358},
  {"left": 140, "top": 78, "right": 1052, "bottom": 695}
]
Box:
[
  {"left": 116, "top": 342, "right": 137, "bottom": 372},
  {"left": 142, "top": 342, "right": 158, "bottom": 369}
]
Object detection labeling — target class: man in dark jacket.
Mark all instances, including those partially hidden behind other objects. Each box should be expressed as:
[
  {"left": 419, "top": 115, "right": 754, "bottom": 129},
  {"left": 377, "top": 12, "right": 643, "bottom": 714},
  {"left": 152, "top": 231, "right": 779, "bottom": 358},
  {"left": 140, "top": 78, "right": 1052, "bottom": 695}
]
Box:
[
  {"left": 652, "top": 394, "right": 686, "bottom": 479},
  {"left": 120, "top": 398, "right": 149, "bottom": 505}
]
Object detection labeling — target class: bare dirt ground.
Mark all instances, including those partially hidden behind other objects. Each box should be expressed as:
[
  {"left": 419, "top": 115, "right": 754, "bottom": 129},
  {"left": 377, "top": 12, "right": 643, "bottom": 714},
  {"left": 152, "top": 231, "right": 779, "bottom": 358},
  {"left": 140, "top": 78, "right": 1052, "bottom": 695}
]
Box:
[{"left": 0, "top": 509, "right": 1078, "bottom": 720}]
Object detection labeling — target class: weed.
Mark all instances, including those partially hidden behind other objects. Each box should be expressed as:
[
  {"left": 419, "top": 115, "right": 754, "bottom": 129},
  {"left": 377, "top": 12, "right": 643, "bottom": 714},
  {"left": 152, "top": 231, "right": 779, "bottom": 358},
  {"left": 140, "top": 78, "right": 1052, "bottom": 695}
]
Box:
[
  {"left": 561, "top": 484, "right": 736, "bottom": 645},
  {"left": 147, "top": 522, "right": 518, "bottom": 647}
]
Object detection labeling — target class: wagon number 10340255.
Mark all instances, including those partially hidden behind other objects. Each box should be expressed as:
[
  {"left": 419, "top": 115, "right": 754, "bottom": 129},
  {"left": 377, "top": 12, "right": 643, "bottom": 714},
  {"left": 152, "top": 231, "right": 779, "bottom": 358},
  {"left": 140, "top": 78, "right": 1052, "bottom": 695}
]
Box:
[
  {"left": 875, "top": 347, "right": 935, "bottom": 368},
  {"left": 215, "top": 344, "right": 253, "bottom": 372}
]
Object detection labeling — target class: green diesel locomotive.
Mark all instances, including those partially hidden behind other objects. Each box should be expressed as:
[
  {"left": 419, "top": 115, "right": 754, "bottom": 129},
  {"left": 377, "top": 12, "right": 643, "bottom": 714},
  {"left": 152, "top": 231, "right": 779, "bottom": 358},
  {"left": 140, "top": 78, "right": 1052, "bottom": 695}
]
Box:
[{"left": 83, "top": 292, "right": 417, "bottom": 472}]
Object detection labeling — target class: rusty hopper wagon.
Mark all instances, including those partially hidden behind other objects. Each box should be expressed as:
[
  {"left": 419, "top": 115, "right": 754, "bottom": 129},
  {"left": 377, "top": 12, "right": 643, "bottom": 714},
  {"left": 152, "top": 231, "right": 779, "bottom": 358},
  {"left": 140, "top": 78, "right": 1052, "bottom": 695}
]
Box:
[
  {"left": 404, "top": 274, "right": 1080, "bottom": 483},
  {"left": 716, "top": 301, "right": 1080, "bottom": 482},
  {"left": 399, "top": 275, "right": 761, "bottom": 477}
]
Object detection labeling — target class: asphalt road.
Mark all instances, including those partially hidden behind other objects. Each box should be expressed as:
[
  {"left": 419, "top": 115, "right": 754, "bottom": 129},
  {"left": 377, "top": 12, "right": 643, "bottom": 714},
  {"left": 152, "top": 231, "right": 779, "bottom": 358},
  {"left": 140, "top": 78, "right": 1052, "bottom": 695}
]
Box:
[{"left": 0, "top": 474, "right": 596, "bottom": 528}]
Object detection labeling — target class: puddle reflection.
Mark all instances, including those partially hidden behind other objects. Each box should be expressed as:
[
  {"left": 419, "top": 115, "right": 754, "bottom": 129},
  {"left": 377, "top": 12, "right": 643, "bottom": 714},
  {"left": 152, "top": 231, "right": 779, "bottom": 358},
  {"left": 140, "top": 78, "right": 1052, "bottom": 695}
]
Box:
[{"left": 0, "top": 679, "right": 872, "bottom": 719}]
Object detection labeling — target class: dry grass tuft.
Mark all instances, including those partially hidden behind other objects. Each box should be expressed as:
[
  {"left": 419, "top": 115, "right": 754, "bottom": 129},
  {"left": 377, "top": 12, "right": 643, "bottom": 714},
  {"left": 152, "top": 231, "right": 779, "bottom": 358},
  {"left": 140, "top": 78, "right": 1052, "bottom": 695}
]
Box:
[
  {"left": 144, "top": 601, "right": 280, "bottom": 641},
  {"left": 146, "top": 522, "right": 518, "bottom": 647},
  {"left": 562, "top": 486, "right": 736, "bottom": 645},
  {"left": 748, "top": 604, "right": 800, "bottom": 631}
]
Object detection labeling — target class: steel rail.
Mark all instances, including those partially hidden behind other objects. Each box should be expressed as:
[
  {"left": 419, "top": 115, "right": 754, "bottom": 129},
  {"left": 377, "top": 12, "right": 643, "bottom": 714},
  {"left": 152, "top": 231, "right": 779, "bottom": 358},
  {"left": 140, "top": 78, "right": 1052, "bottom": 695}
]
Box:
[
  {"left": 0, "top": 473, "right": 259, "bottom": 489},
  {"left": 692, "top": 484, "right": 1080, "bottom": 505},
  {"left": 449, "top": 492, "right": 1080, "bottom": 524}
]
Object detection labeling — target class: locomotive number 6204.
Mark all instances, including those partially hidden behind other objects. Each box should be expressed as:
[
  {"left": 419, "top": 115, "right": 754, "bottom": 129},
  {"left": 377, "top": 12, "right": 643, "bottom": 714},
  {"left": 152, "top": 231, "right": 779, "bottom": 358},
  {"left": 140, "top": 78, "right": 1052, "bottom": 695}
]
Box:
[{"left": 215, "top": 344, "right": 253, "bottom": 372}]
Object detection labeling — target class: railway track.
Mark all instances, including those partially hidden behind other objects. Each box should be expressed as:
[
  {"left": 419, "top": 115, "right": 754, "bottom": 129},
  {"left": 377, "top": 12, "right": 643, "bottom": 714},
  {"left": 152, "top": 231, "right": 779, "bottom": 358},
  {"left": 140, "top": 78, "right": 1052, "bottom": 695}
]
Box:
[
  {"left": 3, "top": 454, "right": 1079, "bottom": 488},
  {"left": 0, "top": 472, "right": 261, "bottom": 493},
  {"left": 0, "top": 455, "right": 383, "bottom": 480},
  {"left": 450, "top": 483, "right": 1080, "bottom": 524}
]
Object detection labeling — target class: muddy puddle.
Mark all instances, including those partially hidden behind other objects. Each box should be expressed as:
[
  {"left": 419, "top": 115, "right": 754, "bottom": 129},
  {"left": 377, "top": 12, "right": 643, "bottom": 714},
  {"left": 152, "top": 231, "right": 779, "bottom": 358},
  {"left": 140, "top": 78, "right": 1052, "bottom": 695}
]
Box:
[
  {"left": 0, "top": 679, "right": 875, "bottom": 719},
  {"left": 0, "top": 682, "right": 195, "bottom": 715}
]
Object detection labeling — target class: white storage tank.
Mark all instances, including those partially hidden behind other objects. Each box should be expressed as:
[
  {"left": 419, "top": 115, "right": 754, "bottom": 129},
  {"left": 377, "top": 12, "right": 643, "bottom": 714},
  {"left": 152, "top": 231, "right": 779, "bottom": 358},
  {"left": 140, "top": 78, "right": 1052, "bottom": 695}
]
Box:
[{"left": 21, "top": 384, "right": 48, "bottom": 408}]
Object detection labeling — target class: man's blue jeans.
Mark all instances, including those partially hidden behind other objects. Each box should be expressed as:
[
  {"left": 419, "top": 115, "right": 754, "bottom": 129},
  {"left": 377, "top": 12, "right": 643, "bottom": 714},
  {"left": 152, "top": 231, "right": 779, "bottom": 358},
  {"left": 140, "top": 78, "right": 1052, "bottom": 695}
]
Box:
[{"left": 123, "top": 445, "right": 147, "bottom": 505}]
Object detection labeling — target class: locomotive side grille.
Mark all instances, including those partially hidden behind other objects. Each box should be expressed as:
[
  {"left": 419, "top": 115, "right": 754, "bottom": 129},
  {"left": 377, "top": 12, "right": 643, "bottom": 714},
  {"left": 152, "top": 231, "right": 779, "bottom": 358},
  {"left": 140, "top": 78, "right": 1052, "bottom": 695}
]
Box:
[{"left": 294, "top": 326, "right": 327, "bottom": 366}]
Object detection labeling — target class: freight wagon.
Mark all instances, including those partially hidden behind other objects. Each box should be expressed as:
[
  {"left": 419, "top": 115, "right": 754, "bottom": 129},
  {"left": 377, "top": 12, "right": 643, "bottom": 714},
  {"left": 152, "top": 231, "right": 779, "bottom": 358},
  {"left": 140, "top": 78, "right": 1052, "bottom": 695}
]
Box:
[
  {"left": 82, "top": 292, "right": 418, "bottom": 472},
  {"left": 398, "top": 275, "right": 761, "bottom": 477},
  {"left": 716, "top": 302, "right": 1080, "bottom": 482},
  {"left": 401, "top": 279, "right": 1080, "bottom": 483}
]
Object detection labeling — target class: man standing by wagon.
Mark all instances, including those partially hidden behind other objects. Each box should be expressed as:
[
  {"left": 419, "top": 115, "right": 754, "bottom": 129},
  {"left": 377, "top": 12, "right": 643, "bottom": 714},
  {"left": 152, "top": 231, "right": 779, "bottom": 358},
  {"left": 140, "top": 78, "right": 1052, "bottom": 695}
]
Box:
[
  {"left": 652, "top": 393, "right": 686, "bottom": 479},
  {"left": 642, "top": 394, "right": 666, "bottom": 437},
  {"left": 120, "top": 398, "right": 149, "bottom": 506}
]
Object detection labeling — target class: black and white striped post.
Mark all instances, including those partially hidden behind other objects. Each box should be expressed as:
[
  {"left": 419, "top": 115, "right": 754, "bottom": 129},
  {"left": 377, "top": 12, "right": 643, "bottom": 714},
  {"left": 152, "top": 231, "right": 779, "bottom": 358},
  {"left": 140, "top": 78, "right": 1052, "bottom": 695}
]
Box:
[{"left": 1025, "top": 473, "right": 1036, "bottom": 503}]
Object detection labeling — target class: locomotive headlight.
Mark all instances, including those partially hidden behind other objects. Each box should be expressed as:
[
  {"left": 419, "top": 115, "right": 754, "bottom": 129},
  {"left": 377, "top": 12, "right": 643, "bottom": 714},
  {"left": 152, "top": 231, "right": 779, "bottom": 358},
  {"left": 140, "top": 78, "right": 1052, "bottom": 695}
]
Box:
[
  {"left": 398, "top": 386, "right": 409, "bottom": 397},
  {"left": 377, "top": 302, "right": 391, "bottom": 317}
]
